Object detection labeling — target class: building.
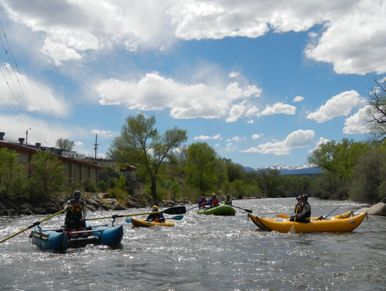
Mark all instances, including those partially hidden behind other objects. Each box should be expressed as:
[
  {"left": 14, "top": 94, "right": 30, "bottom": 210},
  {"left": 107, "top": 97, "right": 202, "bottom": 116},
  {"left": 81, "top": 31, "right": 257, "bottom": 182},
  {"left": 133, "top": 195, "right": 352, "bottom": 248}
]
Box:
[{"left": 0, "top": 131, "right": 102, "bottom": 186}]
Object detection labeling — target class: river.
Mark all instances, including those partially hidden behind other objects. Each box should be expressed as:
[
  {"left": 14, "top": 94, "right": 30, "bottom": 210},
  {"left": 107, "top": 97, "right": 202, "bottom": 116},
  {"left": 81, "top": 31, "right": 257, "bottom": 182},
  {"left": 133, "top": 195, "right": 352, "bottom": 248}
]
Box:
[{"left": 0, "top": 198, "right": 385, "bottom": 291}]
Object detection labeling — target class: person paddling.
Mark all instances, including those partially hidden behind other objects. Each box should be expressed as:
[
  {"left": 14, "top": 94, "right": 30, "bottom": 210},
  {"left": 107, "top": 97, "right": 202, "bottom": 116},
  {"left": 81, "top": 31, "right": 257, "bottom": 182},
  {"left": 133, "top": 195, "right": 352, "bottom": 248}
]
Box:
[
  {"left": 290, "top": 194, "right": 311, "bottom": 223},
  {"left": 197, "top": 193, "right": 207, "bottom": 209},
  {"left": 207, "top": 192, "right": 219, "bottom": 208},
  {"left": 63, "top": 190, "right": 87, "bottom": 230},
  {"left": 146, "top": 205, "right": 165, "bottom": 222}
]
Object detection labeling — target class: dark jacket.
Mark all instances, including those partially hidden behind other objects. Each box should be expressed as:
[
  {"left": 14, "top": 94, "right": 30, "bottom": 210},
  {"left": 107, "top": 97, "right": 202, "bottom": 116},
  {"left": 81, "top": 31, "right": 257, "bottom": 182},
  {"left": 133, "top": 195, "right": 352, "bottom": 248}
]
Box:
[
  {"left": 64, "top": 198, "right": 87, "bottom": 230},
  {"left": 290, "top": 202, "right": 311, "bottom": 223},
  {"left": 146, "top": 212, "right": 165, "bottom": 222}
]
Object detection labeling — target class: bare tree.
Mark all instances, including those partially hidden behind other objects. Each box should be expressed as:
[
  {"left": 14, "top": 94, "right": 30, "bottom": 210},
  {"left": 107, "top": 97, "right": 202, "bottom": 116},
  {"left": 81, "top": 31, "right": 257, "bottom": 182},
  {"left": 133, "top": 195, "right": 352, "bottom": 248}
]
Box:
[
  {"left": 56, "top": 138, "right": 75, "bottom": 151},
  {"left": 368, "top": 77, "right": 386, "bottom": 141}
]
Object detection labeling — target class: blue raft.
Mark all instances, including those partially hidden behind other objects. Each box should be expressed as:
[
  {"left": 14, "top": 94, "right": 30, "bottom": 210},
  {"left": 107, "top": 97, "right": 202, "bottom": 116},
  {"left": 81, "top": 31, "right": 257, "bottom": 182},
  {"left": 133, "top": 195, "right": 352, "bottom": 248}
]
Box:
[{"left": 30, "top": 224, "right": 124, "bottom": 252}]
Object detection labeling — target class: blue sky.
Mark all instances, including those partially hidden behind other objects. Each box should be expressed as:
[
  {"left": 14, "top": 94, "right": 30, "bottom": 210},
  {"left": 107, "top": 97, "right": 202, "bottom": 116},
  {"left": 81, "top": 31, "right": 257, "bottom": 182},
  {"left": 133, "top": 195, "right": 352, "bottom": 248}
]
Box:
[{"left": 0, "top": 1, "right": 385, "bottom": 169}]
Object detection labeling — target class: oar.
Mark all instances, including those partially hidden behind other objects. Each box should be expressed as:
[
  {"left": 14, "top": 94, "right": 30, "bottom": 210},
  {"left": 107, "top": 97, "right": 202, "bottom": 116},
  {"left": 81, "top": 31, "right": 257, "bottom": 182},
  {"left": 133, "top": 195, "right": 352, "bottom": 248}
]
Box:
[
  {"left": 186, "top": 205, "right": 199, "bottom": 212},
  {"left": 276, "top": 213, "right": 290, "bottom": 219},
  {"left": 86, "top": 206, "right": 186, "bottom": 221},
  {"left": 232, "top": 205, "right": 253, "bottom": 213},
  {"left": 289, "top": 209, "right": 298, "bottom": 234},
  {"left": 317, "top": 205, "right": 340, "bottom": 220},
  {"left": 0, "top": 209, "right": 65, "bottom": 244},
  {"left": 125, "top": 214, "right": 184, "bottom": 223}
]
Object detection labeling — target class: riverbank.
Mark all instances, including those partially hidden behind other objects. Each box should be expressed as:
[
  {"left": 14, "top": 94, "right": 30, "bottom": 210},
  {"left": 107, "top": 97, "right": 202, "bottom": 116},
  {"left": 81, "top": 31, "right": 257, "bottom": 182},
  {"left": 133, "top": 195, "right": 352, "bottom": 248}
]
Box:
[{"left": 0, "top": 192, "right": 190, "bottom": 216}]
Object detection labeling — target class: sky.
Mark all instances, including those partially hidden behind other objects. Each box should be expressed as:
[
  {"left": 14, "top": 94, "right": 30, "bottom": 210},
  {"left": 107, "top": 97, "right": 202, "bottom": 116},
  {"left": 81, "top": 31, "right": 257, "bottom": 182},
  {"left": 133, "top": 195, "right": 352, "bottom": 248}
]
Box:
[{"left": 0, "top": 0, "right": 385, "bottom": 169}]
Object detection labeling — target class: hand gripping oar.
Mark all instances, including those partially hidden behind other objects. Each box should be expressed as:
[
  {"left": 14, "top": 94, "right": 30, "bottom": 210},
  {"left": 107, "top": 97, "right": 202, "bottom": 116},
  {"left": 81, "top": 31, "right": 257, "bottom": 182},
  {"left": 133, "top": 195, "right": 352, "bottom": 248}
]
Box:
[
  {"left": 0, "top": 209, "right": 65, "bottom": 243},
  {"left": 231, "top": 205, "right": 253, "bottom": 213},
  {"left": 86, "top": 206, "right": 186, "bottom": 221},
  {"left": 316, "top": 205, "right": 340, "bottom": 220}
]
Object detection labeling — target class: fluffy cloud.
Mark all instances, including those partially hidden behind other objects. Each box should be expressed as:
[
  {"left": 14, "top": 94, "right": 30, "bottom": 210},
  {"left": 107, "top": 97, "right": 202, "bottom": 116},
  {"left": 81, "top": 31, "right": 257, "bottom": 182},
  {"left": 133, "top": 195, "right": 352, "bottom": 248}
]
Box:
[
  {"left": 0, "top": 64, "right": 69, "bottom": 116},
  {"left": 242, "top": 129, "right": 315, "bottom": 155},
  {"left": 251, "top": 133, "right": 262, "bottom": 140},
  {"left": 260, "top": 102, "right": 296, "bottom": 116},
  {"left": 293, "top": 96, "right": 304, "bottom": 102},
  {"left": 2, "top": 1, "right": 385, "bottom": 74},
  {"left": 0, "top": 114, "right": 84, "bottom": 146},
  {"left": 95, "top": 72, "right": 262, "bottom": 121},
  {"left": 194, "top": 134, "right": 222, "bottom": 141},
  {"left": 307, "top": 90, "right": 365, "bottom": 123},
  {"left": 343, "top": 105, "right": 372, "bottom": 134},
  {"left": 90, "top": 129, "right": 116, "bottom": 138}
]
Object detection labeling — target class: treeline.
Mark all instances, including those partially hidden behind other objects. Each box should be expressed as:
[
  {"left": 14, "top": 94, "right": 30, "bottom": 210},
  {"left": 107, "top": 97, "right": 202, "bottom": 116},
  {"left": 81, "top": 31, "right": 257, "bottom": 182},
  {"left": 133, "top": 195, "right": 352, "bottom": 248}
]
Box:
[{"left": 308, "top": 139, "right": 386, "bottom": 203}]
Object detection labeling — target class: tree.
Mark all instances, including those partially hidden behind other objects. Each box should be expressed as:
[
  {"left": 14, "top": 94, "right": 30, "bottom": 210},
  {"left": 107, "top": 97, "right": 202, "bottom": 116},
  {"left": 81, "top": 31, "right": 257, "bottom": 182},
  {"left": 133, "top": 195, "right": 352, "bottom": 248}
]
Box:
[
  {"left": 56, "top": 138, "right": 75, "bottom": 151},
  {"left": 0, "top": 148, "right": 28, "bottom": 198},
  {"left": 368, "top": 77, "right": 386, "bottom": 141},
  {"left": 29, "top": 151, "right": 64, "bottom": 200},
  {"left": 184, "top": 142, "right": 222, "bottom": 193},
  {"left": 108, "top": 114, "right": 187, "bottom": 201}
]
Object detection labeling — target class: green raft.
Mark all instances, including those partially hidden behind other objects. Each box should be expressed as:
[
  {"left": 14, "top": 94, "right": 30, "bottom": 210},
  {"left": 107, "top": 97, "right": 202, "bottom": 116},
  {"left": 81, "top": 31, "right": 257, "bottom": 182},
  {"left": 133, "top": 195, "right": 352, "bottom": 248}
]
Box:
[{"left": 197, "top": 204, "right": 236, "bottom": 216}]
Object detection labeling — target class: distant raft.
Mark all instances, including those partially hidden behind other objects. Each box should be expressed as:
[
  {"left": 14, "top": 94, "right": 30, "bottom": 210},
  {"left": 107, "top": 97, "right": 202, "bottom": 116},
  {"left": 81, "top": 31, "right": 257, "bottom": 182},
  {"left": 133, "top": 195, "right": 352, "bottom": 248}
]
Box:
[
  {"left": 131, "top": 218, "right": 175, "bottom": 227},
  {"left": 197, "top": 204, "right": 236, "bottom": 216},
  {"left": 248, "top": 212, "right": 366, "bottom": 233},
  {"left": 30, "top": 224, "right": 123, "bottom": 252}
]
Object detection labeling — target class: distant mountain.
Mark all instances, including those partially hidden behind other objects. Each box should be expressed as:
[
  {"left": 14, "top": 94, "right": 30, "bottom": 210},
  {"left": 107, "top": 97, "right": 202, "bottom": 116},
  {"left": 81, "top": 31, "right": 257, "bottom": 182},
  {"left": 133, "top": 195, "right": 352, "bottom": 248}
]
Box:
[{"left": 253, "top": 164, "right": 322, "bottom": 175}]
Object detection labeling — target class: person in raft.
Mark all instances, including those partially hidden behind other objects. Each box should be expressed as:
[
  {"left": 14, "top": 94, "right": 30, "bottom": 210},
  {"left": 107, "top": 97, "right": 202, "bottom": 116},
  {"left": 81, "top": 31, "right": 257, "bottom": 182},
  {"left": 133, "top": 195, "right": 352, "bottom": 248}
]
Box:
[
  {"left": 146, "top": 205, "right": 165, "bottom": 222},
  {"left": 224, "top": 194, "right": 233, "bottom": 205},
  {"left": 197, "top": 193, "right": 207, "bottom": 209},
  {"left": 290, "top": 194, "right": 311, "bottom": 223},
  {"left": 64, "top": 190, "right": 87, "bottom": 230},
  {"left": 207, "top": 192, "right": 220, "bottom": 208}
]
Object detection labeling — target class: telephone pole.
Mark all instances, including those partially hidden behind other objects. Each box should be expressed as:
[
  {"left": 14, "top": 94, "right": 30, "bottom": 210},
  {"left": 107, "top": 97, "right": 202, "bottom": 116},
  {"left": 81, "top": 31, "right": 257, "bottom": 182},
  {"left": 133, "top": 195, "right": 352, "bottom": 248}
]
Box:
[{"left": 93, "top": 134, "right": 99, "bottom": 159}]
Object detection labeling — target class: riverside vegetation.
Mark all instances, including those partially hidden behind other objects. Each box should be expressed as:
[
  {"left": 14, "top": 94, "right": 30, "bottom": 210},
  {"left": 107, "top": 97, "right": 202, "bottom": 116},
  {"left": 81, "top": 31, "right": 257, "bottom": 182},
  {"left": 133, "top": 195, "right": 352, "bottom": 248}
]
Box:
[{"left": 1, "top": 78, "right": 385, "bottom": 215}]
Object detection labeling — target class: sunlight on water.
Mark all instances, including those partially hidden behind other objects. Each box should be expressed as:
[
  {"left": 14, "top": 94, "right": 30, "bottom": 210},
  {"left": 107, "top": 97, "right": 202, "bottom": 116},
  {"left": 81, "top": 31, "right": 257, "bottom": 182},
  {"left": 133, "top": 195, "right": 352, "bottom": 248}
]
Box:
[{"left": 0, "top": 198, "right": 385, "bottom": 290}]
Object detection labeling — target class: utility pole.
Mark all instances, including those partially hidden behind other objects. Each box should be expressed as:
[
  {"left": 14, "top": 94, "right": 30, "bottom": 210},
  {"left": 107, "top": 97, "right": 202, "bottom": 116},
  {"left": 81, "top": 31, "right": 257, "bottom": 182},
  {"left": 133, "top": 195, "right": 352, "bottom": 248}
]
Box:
[
  {"left": 94, "top": 134, "right": 99, "bottom": 159},
  {"left": 25, "top": 128, "right": 31, "bottom": 145}
]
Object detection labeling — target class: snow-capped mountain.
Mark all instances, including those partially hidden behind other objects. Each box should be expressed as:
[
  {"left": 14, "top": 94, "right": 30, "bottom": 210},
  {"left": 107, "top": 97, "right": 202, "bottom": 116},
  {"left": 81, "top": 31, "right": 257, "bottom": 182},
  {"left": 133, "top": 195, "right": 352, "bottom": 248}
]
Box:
[{"left": 260, "top": 164, "right": 322, "bottom": 175}]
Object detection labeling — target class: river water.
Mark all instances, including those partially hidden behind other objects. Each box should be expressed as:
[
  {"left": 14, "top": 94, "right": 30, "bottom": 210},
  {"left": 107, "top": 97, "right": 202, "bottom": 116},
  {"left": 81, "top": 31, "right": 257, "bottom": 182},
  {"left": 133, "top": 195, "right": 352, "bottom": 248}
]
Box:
[{"left": 0, "top": 198, "right": 385, "bottom": 291}]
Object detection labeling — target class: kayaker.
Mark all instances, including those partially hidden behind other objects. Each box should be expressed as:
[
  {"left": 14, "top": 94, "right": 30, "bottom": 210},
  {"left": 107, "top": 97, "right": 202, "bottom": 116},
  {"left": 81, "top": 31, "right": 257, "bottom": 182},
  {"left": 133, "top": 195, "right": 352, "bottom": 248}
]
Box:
[
  {"left": 290, "top": 194, "right": 311, "bottom": 223},
  {"left": 224, "top": 194, "right": 232, "bottom": 205},
  {"left": 294, "top": 195, "right": 303, "bottom": 214},
  {"left": 207, "top": 193, "right": 219, "bottom": 207},
  {"left": 63, "top": 190, "right": 87, "bottom": 230},
  {"left": 146, "top": 205, "right": 165, "bottom": 222},
  {"left": 197, "top": 193, "right": 207, "bottom": 209}
]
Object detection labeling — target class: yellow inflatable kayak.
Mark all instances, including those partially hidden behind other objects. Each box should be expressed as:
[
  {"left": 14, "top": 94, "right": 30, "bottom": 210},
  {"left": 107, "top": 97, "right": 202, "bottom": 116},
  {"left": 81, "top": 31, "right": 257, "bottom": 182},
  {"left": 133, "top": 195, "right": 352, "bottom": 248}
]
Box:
[
  {"left": 248, "top": 212, "right": 366, "bottom": 233},
  {"left": 131, "top": 218, "right": 175, "bottom": 228},
  {"left": 276, "top": 210, "right": 353, "bottom": 220}
]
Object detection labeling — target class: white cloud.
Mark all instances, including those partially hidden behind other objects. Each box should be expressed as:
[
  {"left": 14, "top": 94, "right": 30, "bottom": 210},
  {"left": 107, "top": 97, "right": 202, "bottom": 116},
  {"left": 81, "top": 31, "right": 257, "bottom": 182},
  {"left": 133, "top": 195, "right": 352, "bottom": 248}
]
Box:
[
  {"left": 3, "top": 1, "right": 385, "bottom": 74},
  {"left": 95, "top": 72, "right": 262, "bottom": 121},
  {"left": 242, "top": 129, "right": 315, "bottom": 155},
  {"left": 0, "top": 64, "right": 69, "bottom": 116},
  {"left": 227, "top": 136, "right": 246, "bottom": 142},
  {"left": 309, "top": 136, "right": 330, "bottom": 153},
  {"left": 293, "top": 95, "right": 304, "bottom": 102},
  {"left": 260, "top": 102, "right": 296, "bottom": 116},
  {"left": 90, "top": 129, "right": 116, "bottom": 138},
  {"left": 251, "top": 133, "right": 262, "bottom": 140},
  {"left": 305, "top": 1, "right": 386, "bottom": 75},
  {"left": 343, "top": 105, "right": 372, "bottom": 134},
  {"left": 0, "top": 114, "right": 85, "bottom": 147},
  {"left": 194, "top": 134, "right": 222, "bottom": 141},
  {"left": 307, "top": 90, "right": 365, "bottom": 123},
  {"left": 225, "top": 142, "right": 237, "bottom": 152}
]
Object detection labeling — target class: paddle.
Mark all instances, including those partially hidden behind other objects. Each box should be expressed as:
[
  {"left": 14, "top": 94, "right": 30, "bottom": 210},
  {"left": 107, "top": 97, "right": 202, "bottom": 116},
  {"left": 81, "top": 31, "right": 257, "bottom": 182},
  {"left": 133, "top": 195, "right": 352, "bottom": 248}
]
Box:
[
  {"left": 316, "top": 205, "right": 340, "bottom": 220},
  {"left": 232, "top": 205, "right": 253, "bottom": 213},
  {"left": 0, "top": 209, "right": 65, "bottom": 244},
  {"left": 289, "top": 209, "right": 298, "bottom": 234},
  {"left": 186, "top": 205, "right": 199, "bottom": 212},
  {"left": 86, "top": 206, "right": 186, "bottom": 221},
  {"left": 125, "top": 214, "right": 184, "bottom": 223}
]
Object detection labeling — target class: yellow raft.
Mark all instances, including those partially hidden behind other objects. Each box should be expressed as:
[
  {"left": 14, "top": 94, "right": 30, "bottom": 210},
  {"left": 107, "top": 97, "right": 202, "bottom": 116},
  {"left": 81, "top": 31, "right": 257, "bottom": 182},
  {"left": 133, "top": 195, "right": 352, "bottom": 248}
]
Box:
[
  {"left": 131, "top": 218, "right": 175, "bottom": 228},
  {"left": 276, "top": 210, "right": 353, "bottom": 220},
  {"left": 248, "top": 212, "right": 366, "bottom": 233}
]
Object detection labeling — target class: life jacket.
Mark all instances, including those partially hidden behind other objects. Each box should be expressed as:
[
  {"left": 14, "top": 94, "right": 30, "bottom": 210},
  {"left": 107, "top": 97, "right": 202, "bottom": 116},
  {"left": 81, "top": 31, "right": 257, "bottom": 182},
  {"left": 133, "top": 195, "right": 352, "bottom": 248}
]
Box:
[{"left": 294, "top": 202, "right": 303, "bottom": 214}]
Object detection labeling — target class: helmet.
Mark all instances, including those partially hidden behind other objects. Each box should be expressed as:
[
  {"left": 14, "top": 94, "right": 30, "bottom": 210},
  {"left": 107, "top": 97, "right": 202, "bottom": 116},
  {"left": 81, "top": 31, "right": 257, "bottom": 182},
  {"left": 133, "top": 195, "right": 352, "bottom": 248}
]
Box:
[
  {"left": 302, "top": 194, "right": 309, "bottom": 201},
  {"left": 152, "top": 205, "right": 159, "bottom": 211},
  {"left": 73, "top": 191, "right": 81, "bottom": 199},
  {"left": 212, "top": 192, "right": 216, "bottom": 196}
]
